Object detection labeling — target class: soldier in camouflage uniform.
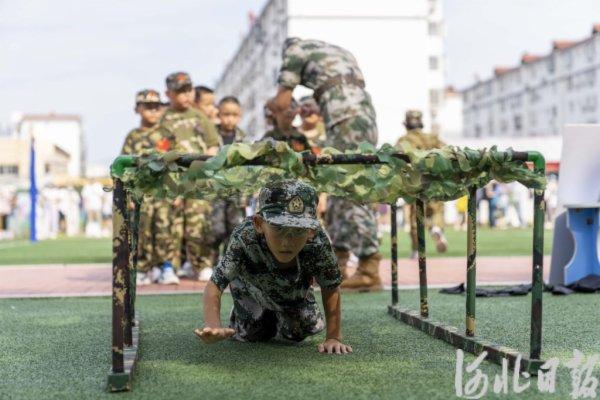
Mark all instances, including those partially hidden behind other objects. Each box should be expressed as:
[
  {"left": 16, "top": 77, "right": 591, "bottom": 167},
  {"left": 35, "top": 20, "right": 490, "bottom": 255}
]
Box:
[
  {"left": 195, "top": 180, "right": 353, "bottom": 354},
  {"left": 298, "top": 96, "right": 327, "bottom": 154},
  {"left": 159, "top": 72, "right": 221, "bottom": 281},
  {"left": 209, "top": 96, "right": 247, "bottom": 265},
  {"left": 267, "top": 37, "right": 381, "bottom": 291},
  {"left": 395, "top": 110, "right": 448, "bottom": 258},
  {"left": 121, "top": 89, "right": 177, "bottom": 285}
]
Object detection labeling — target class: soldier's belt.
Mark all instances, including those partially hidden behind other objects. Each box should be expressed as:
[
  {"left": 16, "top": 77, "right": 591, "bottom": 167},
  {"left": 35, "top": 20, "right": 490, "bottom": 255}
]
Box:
[{"left": 313, "top": 74, "right": 365, "bottom": 102}]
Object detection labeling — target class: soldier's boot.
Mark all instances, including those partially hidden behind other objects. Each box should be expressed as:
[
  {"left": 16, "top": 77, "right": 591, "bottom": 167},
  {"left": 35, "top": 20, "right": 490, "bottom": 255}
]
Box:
[
  {"left": 340, "top": 252, "right": 383, "bottom": 292},
  {"left": 335, "top": 249, "right": 351, "bottom": 280}
]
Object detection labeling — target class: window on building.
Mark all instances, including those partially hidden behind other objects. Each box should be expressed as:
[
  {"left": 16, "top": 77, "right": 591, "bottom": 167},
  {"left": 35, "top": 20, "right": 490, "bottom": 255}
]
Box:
[
  {"left": 429, "top": 89, "right": 440, "bottom": 105},
  {"left": 563, "top": 50, "right": 573, "bottom": 70},
  {"left": 0, "top": 165, "right": 18, "bottom": 175},
  {"left": 585, "top": 41, "right": 596, "bottom": 62},
  {"left": 514, "top": 115, "right": 522, "bottom": 132},
  {"left": 546, "top": 57, "right": 555, "bottom": 73},
  {"left": 500, "top": 119, "right": 508, "bottom": 132},
  {"left": 429, "top": 56, "right": 439, "bottom": 70},
  {"left": 529, "top": 111, "right": 537, "bottom": 127},
  {"left": 428, "top": 21, "right": 440, "bottom": 36},
  {"left": 475, "top": 125, "right": 482, "bottom": 138}
]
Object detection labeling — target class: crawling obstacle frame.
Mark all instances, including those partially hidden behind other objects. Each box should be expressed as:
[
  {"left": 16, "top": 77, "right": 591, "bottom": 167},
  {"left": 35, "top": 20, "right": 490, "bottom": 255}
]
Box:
[{"left": 107, "top": 150, "right": 546, "bottom": 392}]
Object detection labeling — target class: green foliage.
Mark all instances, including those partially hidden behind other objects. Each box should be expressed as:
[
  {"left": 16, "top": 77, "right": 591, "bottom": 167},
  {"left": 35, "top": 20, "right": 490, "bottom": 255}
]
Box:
[{"left": 117, "top": 140, "right": 546, "bottom": 203}]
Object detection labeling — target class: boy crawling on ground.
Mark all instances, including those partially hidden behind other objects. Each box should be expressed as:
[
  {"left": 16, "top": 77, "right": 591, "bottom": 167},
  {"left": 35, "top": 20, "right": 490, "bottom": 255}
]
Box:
[{"left": 194, "top": 180, "right": 352, "bottom": 354}]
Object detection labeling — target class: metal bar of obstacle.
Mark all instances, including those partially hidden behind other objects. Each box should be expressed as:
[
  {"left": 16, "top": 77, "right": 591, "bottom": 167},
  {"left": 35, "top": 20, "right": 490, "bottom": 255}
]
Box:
[
  {"left": 528, "top": 152, "right": 546, "bottom": 360},
  {"left": 416, "top": 199, "right": 429, "bottom": 318},
  {"left": 123, "top": 194, "right": 133, "bottom": 347},
  {"left": 390, "top": 202, "right": 399, "bottom": 306},
  {"left": 465, "top": 187, "right": 477, "bottom": 337},
  {"left": 130, "top": 200, "right": 141, "bottom": 327},
  {"left": 167, "top": 152, "right": 411, "bottom": 168},
  {"left": 111, "top": 179, "right": 127, "bottom": 373}
]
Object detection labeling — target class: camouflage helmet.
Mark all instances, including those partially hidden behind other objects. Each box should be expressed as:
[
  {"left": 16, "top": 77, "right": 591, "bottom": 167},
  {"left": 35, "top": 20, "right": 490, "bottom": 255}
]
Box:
[
  {"left": 283, "top": 37, "right": 302, "bottom": 51},
  {"left": 404, "top": 109, "right": 424, "bottom": 129},
  {"left": 257, "top": 180, "right": 319, "bottom": 230},
  {"left": 135, "top": 89, "right": 161, "bottom": 105},
  {"left": 166, "top": 71, "right": 193, "bottom": 91}
]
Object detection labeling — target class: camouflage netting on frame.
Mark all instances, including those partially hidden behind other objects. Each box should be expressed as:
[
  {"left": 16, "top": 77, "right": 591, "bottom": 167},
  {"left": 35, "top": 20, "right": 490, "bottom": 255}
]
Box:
[{"left": 116, "top": 140, "right": 546, "bottom": 204}]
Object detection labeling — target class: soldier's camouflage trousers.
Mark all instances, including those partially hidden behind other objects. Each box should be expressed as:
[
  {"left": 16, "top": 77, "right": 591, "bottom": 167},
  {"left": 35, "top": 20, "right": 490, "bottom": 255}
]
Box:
[
  {"left": 228, "top": 281, "right": 325, "bottom": 342},
  {"left": 209, "top": 198, "right": 245, "bottom": 262},
  {"left": 324, "top": 114, "right": 379, "bottom": 258},
  {"left": 325, "top": 197, "right": 379, "bottom": 258},
  {"left": 326, "top": 113, "right": 378, "bottom": 151},
  {"left": 408, "top": 201, "right": 445, "bottom": 252},
  {"left": 136, "top": 200, "right": 176, "bottom": 272},
  {"left": 170, "top": 199, "right": 214, "bottom": 271}
]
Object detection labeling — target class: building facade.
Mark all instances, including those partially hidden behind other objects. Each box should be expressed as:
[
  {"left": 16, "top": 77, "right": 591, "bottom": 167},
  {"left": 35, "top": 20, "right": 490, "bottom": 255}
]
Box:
[
  {"left": 215, "top": 0, "right": 446, "bottom": 145},
  {"left": 14, "top": 113, "right": 85, "bottom": 177},
  {"left": 0, "top": 137, "right": 71, "bottom": 186},
  {"left": 462, "top": 25, "right": 600, "bottom": 138}
]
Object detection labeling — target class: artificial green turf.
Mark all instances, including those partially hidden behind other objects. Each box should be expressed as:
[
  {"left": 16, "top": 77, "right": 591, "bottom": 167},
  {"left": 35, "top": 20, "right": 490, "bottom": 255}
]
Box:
[
  {"left": 379, "top": 227, "right": 553, "bottom": 259},
  {"left": 0, "top": 228, "right": 552, "bottom": 266},
  {"left": 0, "top": 290, "right": 597, "bottom": 399},
  {"left": 0, "top": 237, "right": 111, "bottom": 265}
]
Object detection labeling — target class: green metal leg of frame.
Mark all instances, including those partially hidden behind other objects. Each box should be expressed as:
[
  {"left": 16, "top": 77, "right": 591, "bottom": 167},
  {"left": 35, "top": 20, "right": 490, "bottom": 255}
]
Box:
[
  {"left": 390, "top": 203, "right": 399, "bottom": 306},
  {"left": 108, "top": 179, "right": 140, "bottom": 392},
  {"left": 416, "top": 200, "right": 429, "bottom": 317},
  {"left": 107, "top": 314, "right": 140, "bottom": 392},
  {"left": 465, "top": 187, "right": 477, "bottom": 336}
]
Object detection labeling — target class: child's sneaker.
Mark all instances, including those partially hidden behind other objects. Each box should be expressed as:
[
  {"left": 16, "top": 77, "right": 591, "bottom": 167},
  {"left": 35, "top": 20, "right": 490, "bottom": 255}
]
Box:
[
  {"left": 159, "top": 263, "right": 180, "bottom": 285},
  {"left": 150, "top": 266, "right": 162, "bottom": 283},
  {"left": 198, "top": 267, "right": 213, "bottom": 281},
  {"left": 431, "top": 226, "right": 448, "bottom": 253},
  {"left": 136, "top": 272, "right": 151, "bottom": 286},
  {"left": 177, "top": 261, "right": 196, "bottom": 279}
]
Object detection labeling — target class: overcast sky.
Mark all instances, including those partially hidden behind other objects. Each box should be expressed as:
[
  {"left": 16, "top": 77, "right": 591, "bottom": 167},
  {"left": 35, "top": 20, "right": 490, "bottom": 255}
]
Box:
[{"left": 1, "top": 0, "right": 599, "bottom": 167}]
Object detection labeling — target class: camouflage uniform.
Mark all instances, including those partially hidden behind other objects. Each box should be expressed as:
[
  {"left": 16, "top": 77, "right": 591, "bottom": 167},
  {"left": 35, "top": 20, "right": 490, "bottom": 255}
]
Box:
[
  {"left": 298, "top": 96, "right": 327, "bottom": 152},
  {"left": 211, "top": 181, "right": 342, "bottom": 342},
  {"left": 299, "top": 121, "right": 327, "bottom": 151},
  {"left": 209, "top": 124, "right": 247, "bottom": 262},
  {"left": 120, "top": 89, "right": 172, "bottom": 272},
  {"left": 395, "top": 110, "right": 446, "bottom": 252},
  {"left": 277, "top": 37, "right": 379, "bottom": 259},
  {"left": 158, "top": 72, "right": 221, "bottom": 271}
]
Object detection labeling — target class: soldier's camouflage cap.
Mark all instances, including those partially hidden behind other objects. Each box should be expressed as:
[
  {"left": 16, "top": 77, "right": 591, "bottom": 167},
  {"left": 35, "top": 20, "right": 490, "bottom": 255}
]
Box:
[
  {"left": 166, "top": 72, "right": 193, "bottom": 91},
  {"left": 257, "top": 180, "right": 319, "bottom": 230},
  {"left": 405, "top": 109, "right": 423, "bottom": 120},
  {"left": 135, "top": 89, "right": 161, "bottom": 105}
]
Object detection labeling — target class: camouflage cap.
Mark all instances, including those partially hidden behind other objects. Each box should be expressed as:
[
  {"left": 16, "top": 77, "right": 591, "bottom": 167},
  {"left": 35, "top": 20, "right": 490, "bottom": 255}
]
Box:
[
  {"left": 405, "top": 109, "right": 423, "bottom": 120},
  {"left": 257, "top": 180, "right": 319, "bottom": 230},
  {"left": 283, "top": 37, "right": 302, "bottom": 50},
  {"left": 135, "top": 89, "right": 161, "bottom": 105},
  {"left": 166, "top": 72, "right": 192, "bottom": 91}
]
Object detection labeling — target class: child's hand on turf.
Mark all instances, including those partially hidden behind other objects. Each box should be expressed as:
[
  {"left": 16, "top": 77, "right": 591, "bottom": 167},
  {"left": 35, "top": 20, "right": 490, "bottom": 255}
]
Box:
[
  {"left": 318, "top": 339, "right": 353, "bottom": 355},
  {"left": 194, "top": 327, "right": 235, "bottom": 344}
]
